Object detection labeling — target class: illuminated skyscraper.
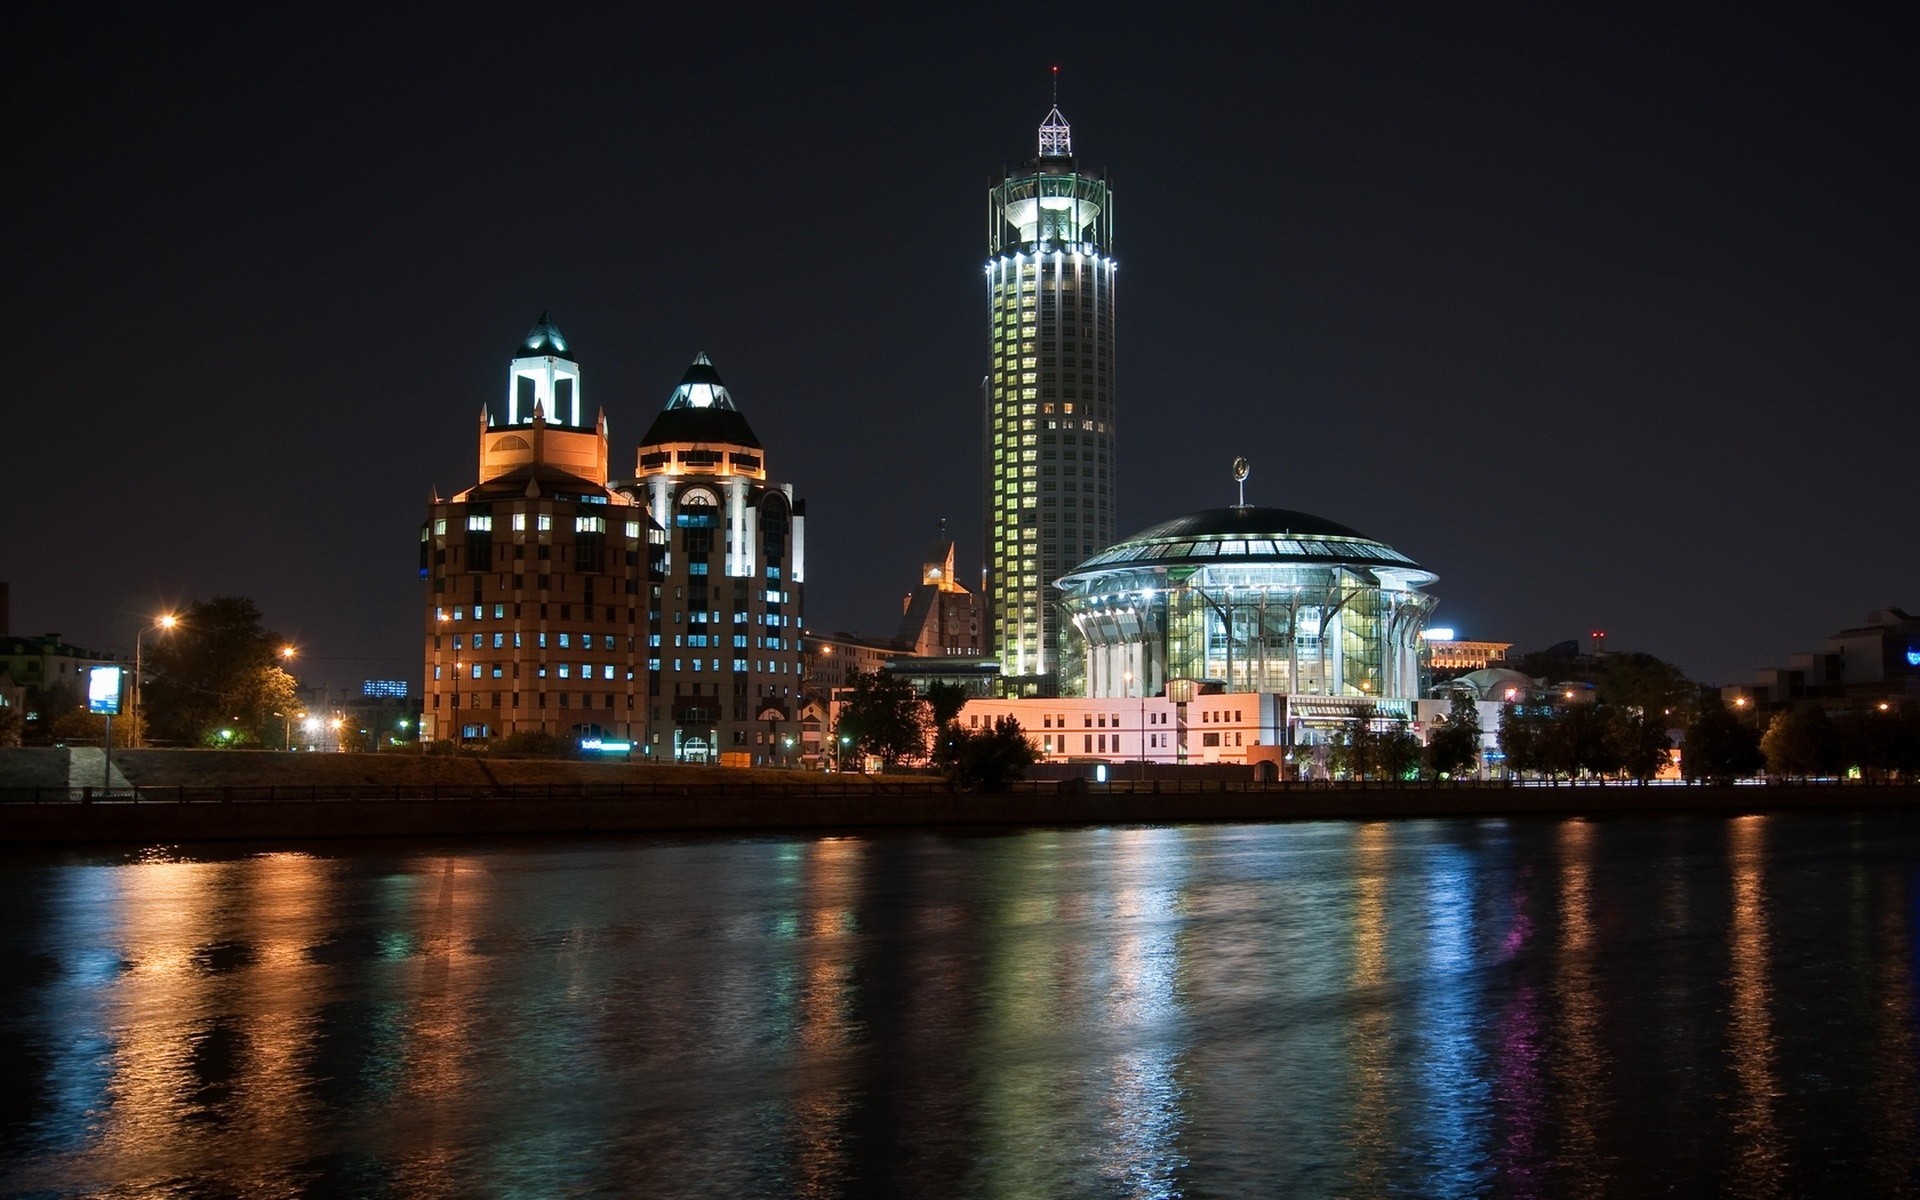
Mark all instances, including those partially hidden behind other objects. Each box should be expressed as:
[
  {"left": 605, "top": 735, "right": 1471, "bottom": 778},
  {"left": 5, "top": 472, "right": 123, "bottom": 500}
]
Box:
[{"left": 985, "top": 102, "right": 1116, "bottom": 693}]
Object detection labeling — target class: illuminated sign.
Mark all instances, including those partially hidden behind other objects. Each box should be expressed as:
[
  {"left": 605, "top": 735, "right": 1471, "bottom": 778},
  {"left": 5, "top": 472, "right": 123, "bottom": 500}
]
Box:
[
  {"left": 579, "top": 738, "right": 634, "bottom": 754},
  {"left": 1421, "top": 628, "right": 1457, "bottom": 641},
  {"left": 87, "top": 665, "right": 125, "bottom": 715},
  {"left": 1907, "top": 646, "right": 1920, "bottom": 668}
]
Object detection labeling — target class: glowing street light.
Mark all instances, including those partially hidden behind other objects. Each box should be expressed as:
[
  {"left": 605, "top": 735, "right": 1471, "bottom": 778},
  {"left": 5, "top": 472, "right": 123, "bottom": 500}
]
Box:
[{"left": 131, "top": 612, "right": 178, "bottom": 749}]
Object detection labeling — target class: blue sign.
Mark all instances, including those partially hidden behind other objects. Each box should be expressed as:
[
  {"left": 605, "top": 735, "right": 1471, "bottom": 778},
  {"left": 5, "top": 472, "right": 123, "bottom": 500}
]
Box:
[
  {"left": 1906, "top": 646, "right": 1920, "bottom": 668},
  {"left": 87, "top": 665, "right": 125, "bottom": 715}
]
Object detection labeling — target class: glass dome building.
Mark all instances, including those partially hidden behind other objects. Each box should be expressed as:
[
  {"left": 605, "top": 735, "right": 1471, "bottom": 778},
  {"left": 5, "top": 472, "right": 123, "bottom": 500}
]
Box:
[{"left": 1057, "top": 506, "right": 1438, "bottom": 712}]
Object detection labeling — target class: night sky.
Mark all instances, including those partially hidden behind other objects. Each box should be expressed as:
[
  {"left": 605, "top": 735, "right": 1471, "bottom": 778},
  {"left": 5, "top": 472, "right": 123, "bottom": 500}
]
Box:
[{"left": 8, "top": 7, "right": 1914, "bottom": 693}]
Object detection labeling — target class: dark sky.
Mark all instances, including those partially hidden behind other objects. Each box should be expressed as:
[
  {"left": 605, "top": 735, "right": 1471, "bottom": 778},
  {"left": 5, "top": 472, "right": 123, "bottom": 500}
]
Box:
[{"left": 7, "top": 6, "right": 1914, "bottom": 692}]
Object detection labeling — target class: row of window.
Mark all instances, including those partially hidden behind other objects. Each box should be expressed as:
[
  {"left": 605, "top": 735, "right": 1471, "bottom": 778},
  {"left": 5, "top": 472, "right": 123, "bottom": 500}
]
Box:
[
  {"left": 436, "top": 515, "right": 646, "bottom": 538},
  {"left": 435, "top": 692, "right": 629, "bottom": 710}
]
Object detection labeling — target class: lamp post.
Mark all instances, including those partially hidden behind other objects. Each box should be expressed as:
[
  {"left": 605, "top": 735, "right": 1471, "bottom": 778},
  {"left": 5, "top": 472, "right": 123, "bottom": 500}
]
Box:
[
  {"left": 131, "top": 613, "right": 178, "bottom": 749},
  {"left": 277, "top": 646, "right": 298, "bottom": 749}
]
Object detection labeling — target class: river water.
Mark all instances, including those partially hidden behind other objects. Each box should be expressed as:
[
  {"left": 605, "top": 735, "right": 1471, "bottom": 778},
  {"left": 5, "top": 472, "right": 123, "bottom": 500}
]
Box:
[{"left": 0, "top": 813, "right": 1915, "bottom": 1198}]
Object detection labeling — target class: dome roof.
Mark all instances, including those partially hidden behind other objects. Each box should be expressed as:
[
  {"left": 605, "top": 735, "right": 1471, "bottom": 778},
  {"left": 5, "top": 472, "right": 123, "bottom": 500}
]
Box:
[
  {"left": 515, "top": 311, "right": 574, "bottom": 362},
  {"left": 1441, "top": 667, "right": 1538, "bottom": 701},
  {"left": 1068, "top": 506, "right": 1429, "bottom": 577},
  {"left": 638, "top": 353, "right": 762, "bottom": 450}
]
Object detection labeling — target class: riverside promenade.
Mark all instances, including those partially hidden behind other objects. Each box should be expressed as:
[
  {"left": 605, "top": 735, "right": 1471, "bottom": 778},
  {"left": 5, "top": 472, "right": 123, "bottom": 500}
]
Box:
[{"left": 1, "top": 749, "right": 1913, "bottom": 845}]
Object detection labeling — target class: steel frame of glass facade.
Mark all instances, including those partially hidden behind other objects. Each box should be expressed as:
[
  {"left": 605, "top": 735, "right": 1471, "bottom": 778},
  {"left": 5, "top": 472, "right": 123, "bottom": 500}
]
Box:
[{"left": 1057, "top": 519, "right": 1439, "bottom": 718}]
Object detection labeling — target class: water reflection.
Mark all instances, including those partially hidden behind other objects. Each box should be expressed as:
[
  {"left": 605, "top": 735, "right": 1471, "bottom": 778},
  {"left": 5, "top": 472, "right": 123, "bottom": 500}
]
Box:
[
  {"left": 1727, "top": 816, "right": 1785, "bottom": 1199},
  {"left": 0, "top": 814, "right": 1915, "bottom": 1197},
  {"left": 1553, "top": 819, "right": 1609, "bottom": 1197}
]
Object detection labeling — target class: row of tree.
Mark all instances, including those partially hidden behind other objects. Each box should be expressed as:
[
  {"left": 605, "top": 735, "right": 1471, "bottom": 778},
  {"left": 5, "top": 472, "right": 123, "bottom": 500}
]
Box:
[
  {"left": 832, "top": 671, "right": 1034, "bottom": 790},
  {"left": 1760, "top": 704, "right": 1920, "bottom": 780},
  {"left": 13, "top": 597, "right": 301, "bottom": 749}
]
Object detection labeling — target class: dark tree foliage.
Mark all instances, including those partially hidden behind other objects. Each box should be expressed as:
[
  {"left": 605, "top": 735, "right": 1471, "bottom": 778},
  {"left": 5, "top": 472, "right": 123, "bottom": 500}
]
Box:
[
  {"left": 933, "top": 715, "right": 1038, "bottom": 792},
  {"left": 1684, "top": 704, "right": 1765, "bottom": 782},
  {"left": 834, "top": 670, "right": 926, "bottom": 769},
  {"left": 143, "top": 597, "right": 299, "bottom": 747},
  {"left": 1614, "top": 708, "right": 1674, "bottom": 783},
  {"left": 0, "top": 700, "right": 20, "bottom": 747},
  {"left": 490, "top": 730, "right": 575, "bottom": 759},
  {"left": 1761, "top": 707, "right": 1843, "bottom": 778},
  {"left": 1501, "top": 701, "right": 1671, "bottom": 781},
  {"left": 1513, "top": 648, "right": 1698, "bottom": 724},
  {"left": 922, "top": 681, "right": 970, "bottom": 738},
  {"left": 1424, "top": 690, "right": 1483, "bottom": 778}
]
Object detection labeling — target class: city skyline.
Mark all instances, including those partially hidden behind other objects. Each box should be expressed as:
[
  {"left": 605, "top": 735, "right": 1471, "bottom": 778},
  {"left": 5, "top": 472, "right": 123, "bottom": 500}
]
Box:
[{"left": 5, "top": 8, "right": 1913, "bottom": 692}]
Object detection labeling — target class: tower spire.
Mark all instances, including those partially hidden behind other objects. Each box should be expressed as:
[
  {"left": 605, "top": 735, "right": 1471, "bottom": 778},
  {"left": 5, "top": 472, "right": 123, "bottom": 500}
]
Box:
[{"left": 1039, "top": 67, "right": 1071, "bottom": 157}]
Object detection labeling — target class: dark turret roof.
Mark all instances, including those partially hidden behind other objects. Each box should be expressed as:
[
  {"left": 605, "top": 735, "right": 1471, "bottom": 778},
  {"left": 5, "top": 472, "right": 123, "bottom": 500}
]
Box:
[
  {"left": 515, "top": 311, "right": 575, "bottom": 362},
  {"left": 637, "top": 353, "right": 762, "bottom": 449}
]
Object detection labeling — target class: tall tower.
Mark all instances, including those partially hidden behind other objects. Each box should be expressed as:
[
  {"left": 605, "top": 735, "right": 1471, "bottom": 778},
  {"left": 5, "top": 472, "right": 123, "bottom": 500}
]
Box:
[{"left": 985, "top": 99, "right": 1116, "bottom": 694}]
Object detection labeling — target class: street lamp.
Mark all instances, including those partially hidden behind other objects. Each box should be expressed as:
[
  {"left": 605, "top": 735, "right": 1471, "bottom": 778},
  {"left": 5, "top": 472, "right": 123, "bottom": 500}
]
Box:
[
  {"left": 277, "top": 646, "right": 298, "bottom": 749},
  {"left": 131, "top": 613, "right": 178, "bottom": 749}
]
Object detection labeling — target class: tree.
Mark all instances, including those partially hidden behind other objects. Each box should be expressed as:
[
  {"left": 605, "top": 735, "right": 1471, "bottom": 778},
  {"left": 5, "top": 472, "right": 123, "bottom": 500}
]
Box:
[
  {"left": 1331, "top": 707, "right": 1420, "bottom": 781},
  {"left": 1761, "top": 708, "right": 1842, "bottom": 778},
  {"left": 834, "top": 670, "right": 925, "bottom": 769},
  {"left": 923, "top": 681, "right": 969, "bottom": 733},
  {"left": 1499, "top": 704, "right": 1545, "bottom": 776},
  {"left": 1425, "top": 690, "right": 1482, "bottom": 778},
  {"left": 0, "top": 699, "right": 19, "bottom": 747},
  {"left": 934, "top": 715, "right": 1037, "bottom": 791},
  {"left": 1684, "top": 704, "right": 1764, "bottom": 783},
  {"left": 143, "top": 597, "right": 299, "bottom": 747},
  {"left": 1613, "top": 708, "right": 1673, "bottom": 783}
]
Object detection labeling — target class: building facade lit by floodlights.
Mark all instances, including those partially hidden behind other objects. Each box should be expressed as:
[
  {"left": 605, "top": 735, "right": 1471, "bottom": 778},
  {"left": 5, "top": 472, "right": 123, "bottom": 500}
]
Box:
[
  {"left": 985, "top": 103, "right": 1117, "bottom": 694},
  {"left": 1037, "top": 504, "right": 1439, "bottom": 759},
  {"left": 632, "top": 353, "right": 806, "bottom": 763},
  {"left": 422, "top": 315, "right": 660, "bottom": 745}
]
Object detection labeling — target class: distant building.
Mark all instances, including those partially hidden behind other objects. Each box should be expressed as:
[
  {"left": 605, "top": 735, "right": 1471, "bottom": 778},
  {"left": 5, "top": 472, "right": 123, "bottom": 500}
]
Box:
[
  {"left": 895, "top": 529, "right": 983, "bottom": 657},
  {"left": 802, "top": 632, "right": 898, "bottom": 694},
  {"left": 1740, "top": 607, "right": 1919, "bottom": 712},
  {"left": 0, "top": 633, "right": 124, "bottom": 726},
  {"left": 1419, "top": 633, "right": 1513, "bottom": 674},
  {"left": 631, "top": 354, "right": 806, "bottom": 764},
  {"left": 421, "top": 315, "right": 660, "bottom": 745}
]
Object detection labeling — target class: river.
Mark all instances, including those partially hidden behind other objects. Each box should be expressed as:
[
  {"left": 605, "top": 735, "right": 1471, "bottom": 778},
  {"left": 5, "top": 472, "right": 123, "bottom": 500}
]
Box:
[{"left": 1, "top": 812, "right": 1915, "bottom": 1197}]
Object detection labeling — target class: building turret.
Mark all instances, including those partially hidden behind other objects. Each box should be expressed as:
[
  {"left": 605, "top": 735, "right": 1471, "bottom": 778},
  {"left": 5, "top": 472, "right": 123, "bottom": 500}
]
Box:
[{"left": 479, "top": 313, "right": 607, "bottom": 486}]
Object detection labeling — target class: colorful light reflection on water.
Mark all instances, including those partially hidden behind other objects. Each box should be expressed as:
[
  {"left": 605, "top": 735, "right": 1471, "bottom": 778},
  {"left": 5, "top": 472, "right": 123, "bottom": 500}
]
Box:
[{"left": 1, "top": 814, "right": 1916, "bottom": 1197}]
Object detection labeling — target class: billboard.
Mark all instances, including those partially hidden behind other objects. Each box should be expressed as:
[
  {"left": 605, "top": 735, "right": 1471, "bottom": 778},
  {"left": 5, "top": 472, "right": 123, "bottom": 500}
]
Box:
[{"left": 87, "top": 665, "right": 125, "bottom": 715}]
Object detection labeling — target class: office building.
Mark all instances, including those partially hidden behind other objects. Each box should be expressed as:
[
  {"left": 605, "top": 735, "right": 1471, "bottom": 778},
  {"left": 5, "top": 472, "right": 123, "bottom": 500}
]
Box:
[{"left": 984, "top": 101, "right": 1117, "bottom": 693}]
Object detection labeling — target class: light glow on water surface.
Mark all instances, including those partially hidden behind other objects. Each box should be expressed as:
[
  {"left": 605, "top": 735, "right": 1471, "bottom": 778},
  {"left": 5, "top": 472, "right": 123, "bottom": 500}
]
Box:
[{"left": 1, "top": 814, "right": 1917, "bottom": 1197}]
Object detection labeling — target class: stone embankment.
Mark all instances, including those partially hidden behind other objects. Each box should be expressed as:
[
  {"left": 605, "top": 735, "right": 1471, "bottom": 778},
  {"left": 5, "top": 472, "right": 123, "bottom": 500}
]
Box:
[{"left": 0, "top": 753, "right": 1913, "bottom": 848}]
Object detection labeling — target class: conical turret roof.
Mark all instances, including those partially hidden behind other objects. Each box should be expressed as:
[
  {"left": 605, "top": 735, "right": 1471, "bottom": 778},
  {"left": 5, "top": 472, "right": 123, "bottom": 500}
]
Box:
[
  {"left": 515, "top": 311, "right": 575, "bottom": 362},
  {"left": 638, "top": 352, "right": 761, "bottom": 449}
]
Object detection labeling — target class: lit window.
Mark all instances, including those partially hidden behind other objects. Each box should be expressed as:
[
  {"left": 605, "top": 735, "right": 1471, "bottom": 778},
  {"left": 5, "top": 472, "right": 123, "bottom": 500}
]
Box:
[
  {"left": 512, "top": 513, "right": 527, "bottom": 531},
  {"left": 468, "top": 515, "right": 492, "bottom": 532},
  {"left": 433, "top": 519, "right": 447, "bottom": 535},
  {"left": 538, "top": 515, "right": 553, "bottom": 531}
]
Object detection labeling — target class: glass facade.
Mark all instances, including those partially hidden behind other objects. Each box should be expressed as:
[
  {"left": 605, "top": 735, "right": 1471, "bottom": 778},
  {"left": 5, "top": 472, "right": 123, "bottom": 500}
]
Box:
[{"left": 1058, "top": 509, "right": 1438, "bottom": 707}]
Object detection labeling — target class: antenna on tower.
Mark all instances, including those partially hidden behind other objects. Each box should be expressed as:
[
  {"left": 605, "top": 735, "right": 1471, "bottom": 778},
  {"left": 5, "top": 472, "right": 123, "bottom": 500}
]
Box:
[{"left": 1039, "top": 67, "right": 1072, "bottom": 157}]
